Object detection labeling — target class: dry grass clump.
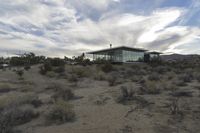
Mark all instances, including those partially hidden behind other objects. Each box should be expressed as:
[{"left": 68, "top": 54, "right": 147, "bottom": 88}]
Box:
[
  {"left": 140, "top": 80, "right": 161, "bottom": 95},
  {"left": 45, "top": 100, "right": 75, "bottom": 124},
  {"left": 0, "top": 105, "right": 38, "bottom": 133}
]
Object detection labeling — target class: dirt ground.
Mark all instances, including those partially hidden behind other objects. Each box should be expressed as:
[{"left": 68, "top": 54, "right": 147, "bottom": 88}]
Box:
[{"left": 0, "top": 64, "right": 200, "bottom": 133}]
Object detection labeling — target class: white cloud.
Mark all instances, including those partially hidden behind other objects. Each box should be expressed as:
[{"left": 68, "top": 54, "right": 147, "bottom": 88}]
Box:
[{"left": 0, "top": 0, "right": 200, "bottom": 57}]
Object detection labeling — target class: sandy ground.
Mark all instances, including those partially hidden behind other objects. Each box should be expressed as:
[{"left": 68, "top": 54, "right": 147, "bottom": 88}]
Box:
[{"left": 0, "top": 64, "right": 200, "bottom": 133}]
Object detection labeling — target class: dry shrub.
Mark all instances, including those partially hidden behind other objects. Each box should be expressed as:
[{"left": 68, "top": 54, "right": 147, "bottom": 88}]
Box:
[
  {"left": 52, "top": 88, "right": 74, "bottom": 102},
  {"left": 101, "top": 63, "right": 114, "bottom": 73},
  {"left": 0, "top": 83, "right": 14, "bottom": 93},
  {"left": 68, "top": 74, "right": 78, "bottom": 83},
  {"left": 166, "top": 72, "right": 176, "bottom": 80},
  {"left": 46, "top": 71, "right": 57, "bottom": 78},
  {"left": 93, "top": 71, "right": 106, "bottom": 81},
  {"left": 116, "top": 85, "right": 151, "bottom": 107},
  {"left": 178, "top": 73, "right": 193, "bottom": 83},
  {"left": 194, "top": 73, "right": 200, "bottom": 82},
  {"left": 116, "top": 86, "right": 135, "bottom": 104},
  {"left": 0, "top": 105, "right": 38, "bottom": 133},
  {"left": 148, "top": 73, "right": 160, "bottom": 81},
  {"left": 0, "top": 93, "right": 42, "bottom": 111},
  {"left": 71, "top": 66, "right": 89, "bottom": 78},
  {"left": 45, "top": 100, "right": 75, "bottom": 124},
  {"left": 168, "top": 98, "right": 181, "bottom": 115},
  {"left": 141, "top": 80, "right": 161, "bottom": 94},
  {"left": 171, "top": 91, "right": 193, "bottom": 97},
  {"left": 107, "top": 74, "right": 117, "bottom": 86}
]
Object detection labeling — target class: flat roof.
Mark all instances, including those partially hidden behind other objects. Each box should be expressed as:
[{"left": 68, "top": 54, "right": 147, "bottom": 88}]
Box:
[
  {"left": 87, "top": 46, "right": 148, "bottom": 54},
  {"left": 147, "top": 51, "right": 163, "bottom": 54}
]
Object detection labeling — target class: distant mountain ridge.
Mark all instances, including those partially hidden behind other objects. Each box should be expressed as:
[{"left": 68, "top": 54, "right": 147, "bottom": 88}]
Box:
[{"left": 161, "top": 54, "right": 200, "bottom": 62}]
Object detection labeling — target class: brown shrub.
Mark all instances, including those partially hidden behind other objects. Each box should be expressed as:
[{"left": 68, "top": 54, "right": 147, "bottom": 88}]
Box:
[
  {"left": 52, "top": 88, "right": 74, "bottom": 102},
  {"left": 45, "top": 100, "right": 75, "bottom": 124},
  {"left": 140, "top": 80, "right": 161, "bottom": 94},
  {"left": 0, "top": 106, "right": 38, "bottom": 133}
]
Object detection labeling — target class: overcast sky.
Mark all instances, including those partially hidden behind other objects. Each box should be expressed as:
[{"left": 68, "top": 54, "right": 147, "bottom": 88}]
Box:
[{"left": 0, "top": 0, "right": 200, "bottom": 57}]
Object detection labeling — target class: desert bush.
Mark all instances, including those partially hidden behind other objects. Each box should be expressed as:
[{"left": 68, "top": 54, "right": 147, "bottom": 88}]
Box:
[
  {"left": 0, "top": 83, "right": 13, "bottom": 93},
  {"left": 0, "top": 106, "right": 38, "bottom": 133},
  {"left": 48, "top": 58, "right": 65, "bottom": 67},
  {"left": 16, "top": 70, "right": 24, "bottom": 79},
  {"left": 195, "top": 73, "right": 200, "bottom": 82},
  {"left": 93, "top": 71, "right": 106, "bottom": 81},
  {"left": 45, "top": 100, "right": 75, "bottom": 124},
  {"left": 46, "top": 71, "right": 57, "bottom": 78},
  {"left": 68, "top": 74, "right": 78, "bottom": 83},
  {"left": 141, "top": 81, "right": 161, "bottom": 94},
  {"left": 117, "top": 86, "right": 135, "bottom": 104},
  {"left": 52, "top": 88, "right": 74, "bottom": 102},
  {"left": 54, "top": 66, "right": 65, "bottom": 73},
  {"left": 72, "top": 67, "right": 89, "bottom": 78},
  {"left": 107, "top": 74, "right": 117, "bottom": 86},
  {"left": 39, "top": 61, "right": 52, "bottom": 75},
  {"left": 24, "top": 65, "right": 31, "bottom": 71},
  {"left": 148, "top": 73, "right": 160, "bottom": 81},
  {"left": 178, "top": 73, "right": 193, "bottom": 83},
  {"left": 131, "top": 75, "right": 143, "bottom": 82},
  {"left": 168, "top": 98, "right": 181, "bottom": 115},
  {"left": 154, "top": 65, "right": 171, "bottom": 74},
  {"left": 0, "top": 93, "right": 42, "bottom": 111},
  {"left": 171, "top": 91, "right": 193, "bottom": 97},
  {"left": 101, "top": 63, "right": 113, "bottom": 73}
]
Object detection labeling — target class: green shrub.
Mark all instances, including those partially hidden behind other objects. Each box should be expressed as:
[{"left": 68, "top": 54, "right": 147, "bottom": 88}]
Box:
[{"left": 45, "top": 100, "right": 75, "bottom": 124}]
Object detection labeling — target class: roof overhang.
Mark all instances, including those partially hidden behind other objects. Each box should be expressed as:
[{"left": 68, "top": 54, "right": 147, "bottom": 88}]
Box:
[{"left": 87, "top": 46, "right": 148, "bottom": 54}]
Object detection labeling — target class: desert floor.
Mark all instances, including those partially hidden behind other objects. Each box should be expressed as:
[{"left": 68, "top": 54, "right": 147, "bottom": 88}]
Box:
[{"left": 0, "top": 64, "right": 200, "bottom": 133}]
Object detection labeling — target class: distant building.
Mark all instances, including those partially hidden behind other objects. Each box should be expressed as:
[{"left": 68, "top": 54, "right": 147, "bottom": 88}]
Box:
[{"left": 87, "top": 46, "right": 162, "bottom": 63}]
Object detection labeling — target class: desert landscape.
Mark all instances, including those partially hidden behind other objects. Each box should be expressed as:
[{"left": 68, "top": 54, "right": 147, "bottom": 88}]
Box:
[{"left": 0, "top": 55, "right": 200, "bottom": 133}]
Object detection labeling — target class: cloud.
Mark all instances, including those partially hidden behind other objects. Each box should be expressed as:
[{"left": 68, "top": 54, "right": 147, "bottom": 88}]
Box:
[{"left": 0, "top": 0, "right": 200, "bottom": 57}]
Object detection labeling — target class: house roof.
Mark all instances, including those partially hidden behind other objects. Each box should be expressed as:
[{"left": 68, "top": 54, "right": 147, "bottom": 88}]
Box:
[
  {"left": 147, "top": 51, "right": 163, "bottom": 54},
  {"left": 87, "top": 46, "right": 148, "bottom": 54}
]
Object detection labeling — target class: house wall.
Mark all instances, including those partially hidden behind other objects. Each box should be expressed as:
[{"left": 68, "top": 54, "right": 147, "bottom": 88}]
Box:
[
  {"left": 122, "top": 50, "right": 144, "bottom": 62},
  {"left": 93, "top": 49, "right": 145, "bottom": 63}
]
